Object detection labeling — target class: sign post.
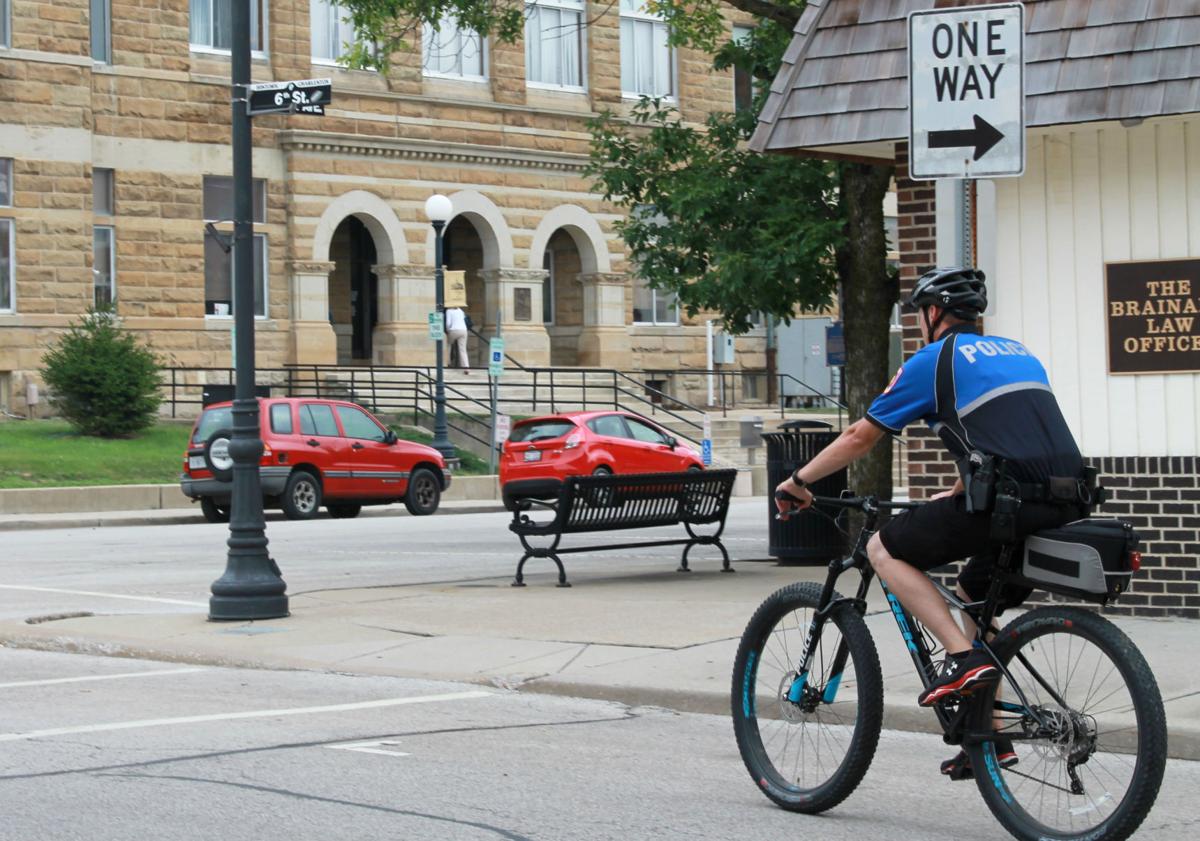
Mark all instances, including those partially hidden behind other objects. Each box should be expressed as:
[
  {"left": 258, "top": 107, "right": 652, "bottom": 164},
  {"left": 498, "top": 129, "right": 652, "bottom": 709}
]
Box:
[
  {"left": 702, "top": 413, "right": 713, "bottom": 467},
  {"left": 488, "top": 314, "right": 504, "bottom": 474},
  {"left": 908, "top": 3, "right": 1025, "bottom": 180}
]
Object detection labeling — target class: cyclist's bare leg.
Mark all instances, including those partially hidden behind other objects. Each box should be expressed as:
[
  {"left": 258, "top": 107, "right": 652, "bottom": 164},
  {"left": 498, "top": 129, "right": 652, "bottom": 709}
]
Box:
[{"left": 867, "top": 533, "right": 972, "bottom": 653}]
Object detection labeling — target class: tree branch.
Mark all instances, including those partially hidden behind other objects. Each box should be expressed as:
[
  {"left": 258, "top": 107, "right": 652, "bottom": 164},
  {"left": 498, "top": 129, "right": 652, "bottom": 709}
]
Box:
[{"left": 721, "top": 0, "right": 802, "bottom": 30}]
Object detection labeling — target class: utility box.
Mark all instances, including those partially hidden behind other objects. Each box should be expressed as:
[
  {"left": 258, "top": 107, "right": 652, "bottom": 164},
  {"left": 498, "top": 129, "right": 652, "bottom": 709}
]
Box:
[
  {"left": 739, "top": 416, "right": 764, "bottom": 448},
  {"left": 714, "top": 332, "right": 736, "bottom": 364}
]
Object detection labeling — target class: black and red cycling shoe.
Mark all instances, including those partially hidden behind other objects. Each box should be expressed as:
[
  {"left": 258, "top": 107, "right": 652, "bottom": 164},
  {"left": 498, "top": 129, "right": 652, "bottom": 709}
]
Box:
[
  {"left": 918, "top": 648, "right": 1000, "bottom": 707},
  {"left": 941, "top": 738, "right": 1019, "bottom": 781}
]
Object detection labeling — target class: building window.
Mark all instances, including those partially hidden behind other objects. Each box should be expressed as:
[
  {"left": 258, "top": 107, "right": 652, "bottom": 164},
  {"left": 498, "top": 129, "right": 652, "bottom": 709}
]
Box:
[
  {"left": 93, "top": 227, "right": 115, "bottom": 309},
  {"left": 93, "top": 167, "right": 114, "bottom": 215},
  {"left": 202, "top": 176, "right": 267, "bottom": 318},
  {"left": 542, "top": 250, "right": 554, "bottom": 324},
  {"left": 423, "top": 15, "right": 485, "bottom": 79},
  {"left": 91, "top": 0, "right": 111, "bottom": 63},
  {"left": 732, "top": 24, "right": 752, "bottom": 112},
  {"left": 0, "top": 219, "right": 12, "bottom": 313},
  {"left": 0, "top": 158, "right": 10, "bottom": 206},
  {"left": 633, "top": 281, "right": 678, "bottom": 325},
  {"left": 525, "top": 0, "right": 584, "bottom": 90},
  {"left": 310, "top": 0, "right": 358, "bottom": 63},
  {"left": 189, "top": 0, "right": 265, "bottom": 52},
  {"left": 620, "top": 0, "right": 674, "bottom": 98},
  {"left": 0, "top": 0, "right": 9, "bottom": 49}
]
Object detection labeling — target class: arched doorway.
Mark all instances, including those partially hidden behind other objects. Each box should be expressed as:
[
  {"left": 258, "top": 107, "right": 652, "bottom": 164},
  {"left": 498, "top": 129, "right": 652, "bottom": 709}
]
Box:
[
  {"left": 328, "top": 216, "right": 378, "bottom": 364},
  {"left": 543, "top": 229, "right": 584, "bottom": 365},
  {"left": 443, "top": 215, "right": 489, "bottom": 364}
]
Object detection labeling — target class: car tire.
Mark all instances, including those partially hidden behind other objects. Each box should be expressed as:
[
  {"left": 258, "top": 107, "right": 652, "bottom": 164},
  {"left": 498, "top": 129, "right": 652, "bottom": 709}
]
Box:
[
  {"left": 203, "top": 428, "right": 235, "bottom": 483},
  {"left": 282, "top": 470, "right": 322, "bottom": 520},
  {"left": 200, "top": 497, "right": 230, "bottom": 524},
  {"left": 687, "top": 464, "right": 703, "bottom": 472},
  {"left": 404, "top": 468, "right": 441, "bottom": 516},
  {"left": 588, "top": 465, "right": 615, "bottom": 506},
  {"left": 327, "top": 504, "right": 362, "bottom": 519}
]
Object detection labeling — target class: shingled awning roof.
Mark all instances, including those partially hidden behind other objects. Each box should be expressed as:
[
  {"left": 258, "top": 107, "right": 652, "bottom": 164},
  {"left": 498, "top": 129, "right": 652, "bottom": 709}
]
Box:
[{"left": 751, "top": 0, "right": 1200, "bottom": 160}]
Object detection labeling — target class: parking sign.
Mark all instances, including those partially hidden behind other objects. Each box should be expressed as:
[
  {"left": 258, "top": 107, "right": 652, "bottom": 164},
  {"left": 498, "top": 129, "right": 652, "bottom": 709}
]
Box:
[{"left": 489, "top": 337, "right": 504, "bottom": 378}]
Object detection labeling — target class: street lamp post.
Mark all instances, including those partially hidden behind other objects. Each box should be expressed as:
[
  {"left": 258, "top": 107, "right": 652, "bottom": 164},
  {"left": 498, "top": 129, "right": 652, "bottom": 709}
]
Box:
[
  {"left": 209, "top": 0, "right": 287, "bottom": 620},
  {"left": 425, "top": 194, "right": 456, "bottom": 461}
]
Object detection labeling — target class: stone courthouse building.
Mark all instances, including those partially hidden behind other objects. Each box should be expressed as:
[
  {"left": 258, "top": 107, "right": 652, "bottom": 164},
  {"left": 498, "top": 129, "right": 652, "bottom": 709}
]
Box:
[
  {"left": 0, "top": 1, "right": 765, "bottom": 410},
  {"left": 752, "top": 0, "right": 1200, "bottom": 618}
]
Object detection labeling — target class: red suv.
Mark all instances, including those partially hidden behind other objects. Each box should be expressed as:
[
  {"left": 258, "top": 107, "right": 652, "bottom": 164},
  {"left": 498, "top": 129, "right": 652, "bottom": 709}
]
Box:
[
  {"left": 498, "top": 410, "right": 702, "bottom": 509},
  {"left": 181, "top": 398, "right": 451, "bottom": 522}
]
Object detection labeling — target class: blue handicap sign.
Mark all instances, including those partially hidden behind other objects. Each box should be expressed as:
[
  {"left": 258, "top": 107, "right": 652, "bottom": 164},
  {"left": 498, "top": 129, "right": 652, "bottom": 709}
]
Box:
[{"left": 701, "top": 439, "right": 713, "bottom": 466}]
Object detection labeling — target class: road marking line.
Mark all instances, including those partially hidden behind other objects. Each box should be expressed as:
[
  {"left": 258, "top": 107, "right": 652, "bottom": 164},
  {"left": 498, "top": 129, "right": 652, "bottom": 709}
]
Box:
[
  {"left": 0, "top": 585, "right": 206, "bottom": 608},
  {"left": 326, "top": 739, "right": 411, "bottom": 757},
  {"left": 0, "top": 690, "right": 493, "bottom": 743},
  {"left": 0, "top": 668, "right": 205, "bottom": 690}
]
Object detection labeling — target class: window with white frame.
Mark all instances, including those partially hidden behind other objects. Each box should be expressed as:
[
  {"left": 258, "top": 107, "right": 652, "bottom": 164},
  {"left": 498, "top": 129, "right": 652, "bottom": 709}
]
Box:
[
  {"left": 189, "top": 0, "right": 265, "bottom": 52},
  {"left": 423, "top": 14, "right": 486, "bottom": 79},
  {"left": 311, "top": 0, "right": 358, "bottom": 63},
  {"left": 525, "top": 0, "right": 584, "bottom": 89},
  {"left": 620, "top": 0, "right": 674, "bottom": 98},
  {"left": 93, "top": 168, "right": 115, "bottom": 309},
  {"left": 91, "top": 0, "right": 111, "bottom": 63},
  {"left": 732, "top": 24, "right": 753, "bottom": 112},
  {"left": 632, "top": 280, "right": 678, "bottom": 325},
  {"left": 202, "top": 176, "right": 267, "bottom": 317}
]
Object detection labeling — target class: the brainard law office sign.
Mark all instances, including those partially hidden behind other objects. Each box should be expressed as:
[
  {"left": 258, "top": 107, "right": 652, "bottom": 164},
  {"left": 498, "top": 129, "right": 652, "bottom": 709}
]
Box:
[
  {"left": 1107, "top": 259, "right": 1200, "bottom": 374},
  {"left": 908, "top": 3, "right": 1025, "bottom": 180}
]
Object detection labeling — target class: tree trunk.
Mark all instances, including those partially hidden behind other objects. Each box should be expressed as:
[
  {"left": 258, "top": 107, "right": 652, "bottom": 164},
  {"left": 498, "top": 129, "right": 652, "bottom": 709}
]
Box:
[{"left": 837, "top": 162, "right": 896, "bottom": 500}]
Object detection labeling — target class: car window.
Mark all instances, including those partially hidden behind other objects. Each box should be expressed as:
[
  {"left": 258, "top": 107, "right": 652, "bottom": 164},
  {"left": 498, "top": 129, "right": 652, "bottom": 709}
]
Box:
[
  {"left": 336, "top": 405, "right": 386, "bottom": 442},
  {"left": 510, "top": 419, "right": 576, "bottom": 443},
  {"left": 588, "top": 414, "right": 629, "bottom": 438},
  {"left": 624, "top": 417, "right": 668, "bottom": 444},
  {"left": 193, "top": 406, "right": 233, "bottom": 445},
  {"left": 299, "top": 403, "right": 339, "bottom": 437},
  {"left": 269, "top": 403, "right": 293, "bottom": 435}
]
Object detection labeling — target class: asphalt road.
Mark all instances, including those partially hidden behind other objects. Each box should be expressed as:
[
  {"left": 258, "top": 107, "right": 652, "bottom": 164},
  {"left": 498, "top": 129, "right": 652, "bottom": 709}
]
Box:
[
  {"left": 2, "top": 648, "right": 1196, "bottom": 841},
  {"left": 0, "top": 500, "right": 774, "bottom": 622}
]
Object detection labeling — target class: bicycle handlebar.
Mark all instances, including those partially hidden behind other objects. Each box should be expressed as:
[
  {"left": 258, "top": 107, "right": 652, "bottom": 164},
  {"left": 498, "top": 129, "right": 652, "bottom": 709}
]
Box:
[{"left": 774, "top": 489, "right": 924, "bottom": 513}]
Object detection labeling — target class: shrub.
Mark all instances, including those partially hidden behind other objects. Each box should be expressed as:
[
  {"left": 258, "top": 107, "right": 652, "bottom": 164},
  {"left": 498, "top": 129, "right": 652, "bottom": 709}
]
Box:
[{"left": 41, "top": 307, "right": 163, "bottom": 437}]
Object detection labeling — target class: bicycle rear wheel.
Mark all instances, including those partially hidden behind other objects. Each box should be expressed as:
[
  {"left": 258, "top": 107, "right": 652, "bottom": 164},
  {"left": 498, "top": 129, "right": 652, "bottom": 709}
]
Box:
[
  {"left": 966, "top": 606, "right": 1166, "bottom": 841},
  {"left": 731, "top": 581, "right": 883, "bottom": 813}
]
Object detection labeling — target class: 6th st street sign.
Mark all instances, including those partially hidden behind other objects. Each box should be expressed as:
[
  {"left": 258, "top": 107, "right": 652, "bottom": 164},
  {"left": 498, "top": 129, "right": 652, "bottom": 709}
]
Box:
[
  {"left": 908, "top": 3, "right": 1024, "bottom": 179},
  {"left": 247, "top": 78, "right": 332, "bottom": 116}
]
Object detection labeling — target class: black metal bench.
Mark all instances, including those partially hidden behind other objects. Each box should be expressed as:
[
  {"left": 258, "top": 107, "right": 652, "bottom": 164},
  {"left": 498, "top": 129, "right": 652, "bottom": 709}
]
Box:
[{"left": 507, "top": 469, "right": 739, "bottom": 587}]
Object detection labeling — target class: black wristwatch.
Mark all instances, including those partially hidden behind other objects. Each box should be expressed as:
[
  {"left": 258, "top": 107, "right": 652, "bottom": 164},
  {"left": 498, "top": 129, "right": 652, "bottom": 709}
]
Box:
[{"left": 791, "top": 469, "right": 808, "bottom": 489}]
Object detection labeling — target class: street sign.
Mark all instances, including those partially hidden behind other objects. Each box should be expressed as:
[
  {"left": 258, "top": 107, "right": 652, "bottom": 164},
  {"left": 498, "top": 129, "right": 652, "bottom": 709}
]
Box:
[
  {"left": 488, "top": 337, "right": 505, "bottom": 377},
  {"left": 701, "top": 439, "right": 713, "bottom": 467},
  {"left": 246, "top": 78, "right": 332, "bottom": 116},
  {"left": 908, "top": 3, "right": 1024, "bottom": 179},
  {"left": 428, "top": 312, "right": 444, "bottom": 341},
  {"left": 494, "top": 414, "right": 511, "bottom": 444},
  {"left": 825, "top": 323, "right": 845, "bottom": 367}
]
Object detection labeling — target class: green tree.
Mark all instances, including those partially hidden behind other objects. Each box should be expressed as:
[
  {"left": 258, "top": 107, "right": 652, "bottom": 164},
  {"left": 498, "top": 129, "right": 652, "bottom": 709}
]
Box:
[
  {"left": 41, "top": 308, "right": 164, "bottom": 438},
  {"left": 335, "top": 0, "right": 897, "bottom": 498}
]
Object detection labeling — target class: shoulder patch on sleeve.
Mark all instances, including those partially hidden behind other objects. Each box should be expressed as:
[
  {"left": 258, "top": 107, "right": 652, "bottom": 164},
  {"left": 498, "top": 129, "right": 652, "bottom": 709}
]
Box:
[{"left": 883, "top": 366, "right": 903, "bottom": 395}]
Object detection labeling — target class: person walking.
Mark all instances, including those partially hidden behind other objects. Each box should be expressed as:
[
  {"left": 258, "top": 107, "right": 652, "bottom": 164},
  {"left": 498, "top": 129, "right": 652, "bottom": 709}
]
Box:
[{"left": 444, "top": 305, "right": 470, "bottom": 373}]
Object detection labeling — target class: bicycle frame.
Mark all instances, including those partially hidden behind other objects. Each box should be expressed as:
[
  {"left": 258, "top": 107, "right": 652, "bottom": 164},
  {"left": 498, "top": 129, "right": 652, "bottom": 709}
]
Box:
[{"left": 790, "top": 495, "right": 1062, "bottom": 745}]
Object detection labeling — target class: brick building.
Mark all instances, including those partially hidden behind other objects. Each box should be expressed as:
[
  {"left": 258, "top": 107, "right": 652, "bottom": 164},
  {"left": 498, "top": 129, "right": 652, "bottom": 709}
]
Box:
[
  {"left": 0, "top": 1, "right": 766, "bottom": 411},
  {"left": 752, "top": 0, "right": 1200, "bottom": 618}
]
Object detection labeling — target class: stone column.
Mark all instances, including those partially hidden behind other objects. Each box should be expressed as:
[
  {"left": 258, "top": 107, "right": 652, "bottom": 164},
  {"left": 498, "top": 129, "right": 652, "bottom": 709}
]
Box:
[
  {"left": 287, "top": 261, "right": 337, "bottom": 365},
  {"left": 577, "top": 272, "right": 631, "bottom": 369},
  {"left": 373, "top": 264, "right": 436, "bottom": 366},
  {"left": 480, "top": 268, "right": 551, "bottom": 366}
]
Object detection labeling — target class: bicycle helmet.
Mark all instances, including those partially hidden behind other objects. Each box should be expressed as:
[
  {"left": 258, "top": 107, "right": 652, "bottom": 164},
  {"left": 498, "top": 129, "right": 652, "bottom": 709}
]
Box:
[{"left": 904, "top": 267, "right": 987, "bottom": 320}]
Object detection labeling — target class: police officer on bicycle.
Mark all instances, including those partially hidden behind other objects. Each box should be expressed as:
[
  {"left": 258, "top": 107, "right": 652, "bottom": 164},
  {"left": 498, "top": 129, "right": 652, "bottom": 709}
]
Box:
[{"left": 775, "top": 267, "right": 1088, "bottom": 775}]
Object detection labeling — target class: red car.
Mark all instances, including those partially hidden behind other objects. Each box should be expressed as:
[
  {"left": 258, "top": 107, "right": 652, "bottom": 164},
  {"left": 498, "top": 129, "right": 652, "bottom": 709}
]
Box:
[
  {"left": 181, "top": 397, "right": 451, "bottom": 522},
  {"left": 499, "top": 410, "right": 703, "bottom": 509}
]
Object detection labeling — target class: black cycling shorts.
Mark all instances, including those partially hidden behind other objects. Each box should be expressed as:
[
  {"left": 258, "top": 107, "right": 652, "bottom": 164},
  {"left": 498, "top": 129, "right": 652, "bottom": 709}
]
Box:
[{"left": 878, "top": 494, "right": 1077, "bottom": 612}]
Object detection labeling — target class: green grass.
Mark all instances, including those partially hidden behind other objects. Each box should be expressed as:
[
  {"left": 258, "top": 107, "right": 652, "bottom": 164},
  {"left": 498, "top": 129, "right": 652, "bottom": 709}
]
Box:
[{"left": 0, "top": 420, "right": 193, "bottom": 489}]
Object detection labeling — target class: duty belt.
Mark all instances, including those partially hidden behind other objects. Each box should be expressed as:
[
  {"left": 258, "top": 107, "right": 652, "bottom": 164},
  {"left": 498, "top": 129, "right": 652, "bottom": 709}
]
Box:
[{"left": 1012, "top": 476, "right": 1104, "bottom": 506}]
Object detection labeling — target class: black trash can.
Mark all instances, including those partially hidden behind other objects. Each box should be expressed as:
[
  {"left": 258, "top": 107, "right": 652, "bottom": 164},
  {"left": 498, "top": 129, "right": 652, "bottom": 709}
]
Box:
[{"left": 763, "top": 420, "right": 848, "bottom": 564}]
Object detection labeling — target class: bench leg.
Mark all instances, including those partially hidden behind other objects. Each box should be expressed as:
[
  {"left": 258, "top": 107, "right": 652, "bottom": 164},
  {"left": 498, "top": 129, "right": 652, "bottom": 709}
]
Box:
[
  {"left": 679, "top": 541, "right": 734, "bottom": 574},
  {"left": 717, "top": 541, "right": 734, "bottom": 573},
  {"left": 513, "top": 552, "right": 571, "bottom": 588},
  {"left": 677, "top": 544, "right": 692, "bottom": 573},
  {"left": 512, "top": 553, "right": 530, "bottom": 587}
]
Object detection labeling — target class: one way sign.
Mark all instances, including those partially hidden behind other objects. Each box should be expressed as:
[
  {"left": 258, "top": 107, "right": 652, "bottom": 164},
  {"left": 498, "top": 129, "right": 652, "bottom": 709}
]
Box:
[{"left": 908, "top": 3, "right": 1024, "bottom": 180}]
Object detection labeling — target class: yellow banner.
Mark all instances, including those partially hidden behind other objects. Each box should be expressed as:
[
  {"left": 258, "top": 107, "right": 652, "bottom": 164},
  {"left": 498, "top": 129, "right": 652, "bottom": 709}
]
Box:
[{"left": 444, "top": 270, "right": 467, "bottom": 309}]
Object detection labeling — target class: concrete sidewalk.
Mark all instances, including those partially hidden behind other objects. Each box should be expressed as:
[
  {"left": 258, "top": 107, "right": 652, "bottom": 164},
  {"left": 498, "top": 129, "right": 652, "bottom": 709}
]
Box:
[{"left": 3, "top": 557, "right": 1196, "bottom": 760}]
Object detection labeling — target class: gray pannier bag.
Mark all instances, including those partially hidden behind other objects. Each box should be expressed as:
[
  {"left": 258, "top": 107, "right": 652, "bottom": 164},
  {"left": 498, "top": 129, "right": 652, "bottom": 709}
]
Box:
[{"left": 1009, "top": 519, "right": 1140, "bottom": 605}]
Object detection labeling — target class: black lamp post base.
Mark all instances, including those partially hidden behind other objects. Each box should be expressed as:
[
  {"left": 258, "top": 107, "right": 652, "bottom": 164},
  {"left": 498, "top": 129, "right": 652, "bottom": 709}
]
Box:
[{"left": 208, "top": 594, "right": 290, "bottom": 621}]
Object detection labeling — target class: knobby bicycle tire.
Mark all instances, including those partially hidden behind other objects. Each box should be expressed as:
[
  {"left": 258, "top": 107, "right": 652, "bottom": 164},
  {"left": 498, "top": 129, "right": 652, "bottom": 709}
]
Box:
[
  {"left": 731, "top": 581, "right": 884, "bottom": 813},
  {"left": 965, "top": 606, "right": 1167, "bottom": 841}
]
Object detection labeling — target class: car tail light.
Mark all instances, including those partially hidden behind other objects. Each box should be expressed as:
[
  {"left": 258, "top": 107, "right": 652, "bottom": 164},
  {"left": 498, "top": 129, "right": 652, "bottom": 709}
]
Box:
[{"left": 564, "top": 431, "right": 583, "bottom": 449}]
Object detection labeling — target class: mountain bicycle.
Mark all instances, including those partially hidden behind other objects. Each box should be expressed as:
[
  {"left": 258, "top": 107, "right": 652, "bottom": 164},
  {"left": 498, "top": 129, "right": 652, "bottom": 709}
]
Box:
[{"left": 731, "top": 494, "right": 1167, "bottom": 841}]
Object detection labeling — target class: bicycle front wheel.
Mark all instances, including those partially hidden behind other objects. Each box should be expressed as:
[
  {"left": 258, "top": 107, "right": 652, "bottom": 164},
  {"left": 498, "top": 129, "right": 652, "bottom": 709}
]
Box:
[
  {"left": 731, "top": 581, "right": 883, "bottom": 813},
  {"left": 967, "top": 606, "right": 1167, "bottom": 841}
]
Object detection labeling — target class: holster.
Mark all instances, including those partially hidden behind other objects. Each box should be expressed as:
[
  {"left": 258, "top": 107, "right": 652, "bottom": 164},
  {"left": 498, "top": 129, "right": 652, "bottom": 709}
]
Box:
[{"left": 959, "top": 450, "right": 998, "bottom": 514}]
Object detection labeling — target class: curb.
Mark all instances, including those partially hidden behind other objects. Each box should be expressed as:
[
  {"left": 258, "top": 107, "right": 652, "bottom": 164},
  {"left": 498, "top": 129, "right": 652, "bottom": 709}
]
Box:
[
  {"left": 0, "top": 503, "right": 510, "bottom": 532},
  {"left": 3, "top": 633, "right": 1196, "bottom": 762}
]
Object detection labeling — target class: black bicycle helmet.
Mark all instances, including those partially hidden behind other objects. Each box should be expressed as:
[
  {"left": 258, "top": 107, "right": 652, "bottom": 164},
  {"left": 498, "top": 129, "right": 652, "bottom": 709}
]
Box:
[{"left": 905, "top": 267, "right": 987, "bottom": 319}]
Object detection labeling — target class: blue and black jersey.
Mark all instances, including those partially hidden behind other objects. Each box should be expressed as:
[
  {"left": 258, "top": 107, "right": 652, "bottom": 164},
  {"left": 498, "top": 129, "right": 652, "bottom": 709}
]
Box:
[{"left": 865, "top": 325, "right": 1082, "bottom": 484}]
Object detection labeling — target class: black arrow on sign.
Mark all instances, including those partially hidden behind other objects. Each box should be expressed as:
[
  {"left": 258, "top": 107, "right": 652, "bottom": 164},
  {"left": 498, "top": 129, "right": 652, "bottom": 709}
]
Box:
[{"left": 928, "top": 114, "right": 1005, "bottom": 161}]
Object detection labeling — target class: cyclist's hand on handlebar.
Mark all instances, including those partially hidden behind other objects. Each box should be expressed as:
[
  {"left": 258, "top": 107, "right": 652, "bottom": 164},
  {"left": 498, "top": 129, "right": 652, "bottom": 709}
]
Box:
[{"left": 774, "top": 481, "right": 814, "bottom": 520}]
